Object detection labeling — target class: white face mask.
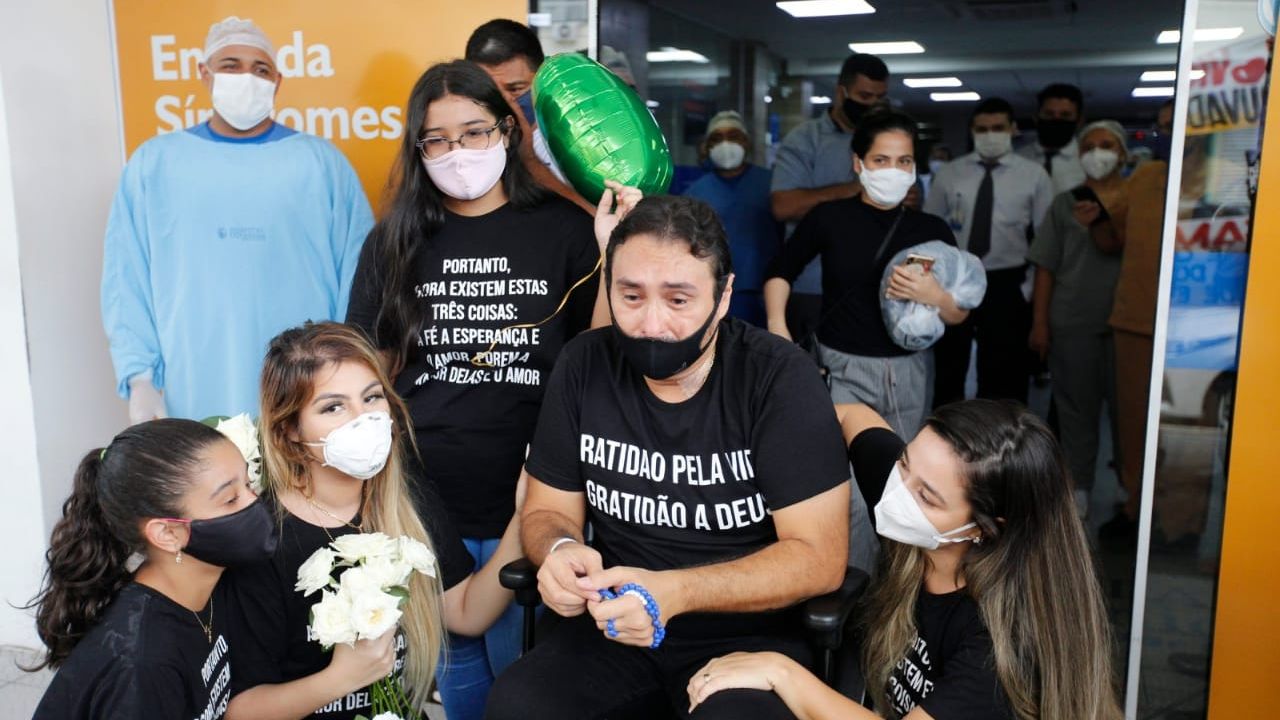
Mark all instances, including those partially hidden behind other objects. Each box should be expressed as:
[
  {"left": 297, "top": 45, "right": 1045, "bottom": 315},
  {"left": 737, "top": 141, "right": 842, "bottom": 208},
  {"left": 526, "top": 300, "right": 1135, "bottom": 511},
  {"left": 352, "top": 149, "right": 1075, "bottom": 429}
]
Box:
[
  {"left": 423, "top": 141, "right": 508, "bottom": 201},
  {"left": 973, "top": 131, "right": 1012, "bottom": 160},
  {"left": 1080, "top": 148, "right": 1121, "bottom": 180},
  {"left": 304, "top": 412, "right": 393, "bottom": 481},
  {"left": 928, "top": 159, "right": 944, "bottom": 175},
  {"left": 210, "top": 72, "right": 276, "bottom": 131},
  {"left": 873, "top": 465, "right": 979, "bottom": 550},
  {"left": 858, "top": 166, "right": 916, "bottom": 207},
  {"left": 708, "top": 141, "right": 746, "bottom": 170}
]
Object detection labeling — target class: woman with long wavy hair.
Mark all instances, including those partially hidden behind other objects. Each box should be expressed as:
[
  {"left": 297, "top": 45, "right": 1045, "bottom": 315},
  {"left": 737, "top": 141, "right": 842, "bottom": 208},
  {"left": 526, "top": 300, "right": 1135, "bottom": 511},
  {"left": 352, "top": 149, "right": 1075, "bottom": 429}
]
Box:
[
  {"left": 345, "top": 59, "right": 630, "bottom": 720},
  {"left": 30, "top": 419, "right": 276, "bottom": 719},
  {"left": 687, "top": 399, "right": 1123, "bottom": 720},
  {"left": 224, "top": 322, "right": 521, "bottom": 720}
]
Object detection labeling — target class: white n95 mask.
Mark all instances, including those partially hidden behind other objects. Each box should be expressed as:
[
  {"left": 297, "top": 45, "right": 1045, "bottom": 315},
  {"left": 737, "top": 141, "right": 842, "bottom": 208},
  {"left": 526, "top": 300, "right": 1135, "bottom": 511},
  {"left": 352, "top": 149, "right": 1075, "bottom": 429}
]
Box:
[
  {"left": 859, "top": 166, "right": 917, "bottom": 207},
  {"left": 873, "top": 465, "right": 978, "bottom": 549},
  {"left": 211, "top": 72, "right": 276, "bottom": 131},
  {"left": 1080, "top": 148, "right": 1120, "bottom": 180},
  {"left": 304, "top": 412, "right": 393, "bottom": 480},
  {"left": 708, "top": 141, "right": 746, "bottom": 170}
]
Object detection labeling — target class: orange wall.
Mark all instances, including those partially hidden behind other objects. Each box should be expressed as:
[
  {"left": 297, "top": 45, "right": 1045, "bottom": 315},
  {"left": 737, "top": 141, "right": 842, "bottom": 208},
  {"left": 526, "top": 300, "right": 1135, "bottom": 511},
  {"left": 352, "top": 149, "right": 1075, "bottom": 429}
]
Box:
[
  {"left": 1207, "top": 47, "right": 1280, "bottom": 717},
  {"left": 111, "top": 0, "right": 526, "bottom": 212}
]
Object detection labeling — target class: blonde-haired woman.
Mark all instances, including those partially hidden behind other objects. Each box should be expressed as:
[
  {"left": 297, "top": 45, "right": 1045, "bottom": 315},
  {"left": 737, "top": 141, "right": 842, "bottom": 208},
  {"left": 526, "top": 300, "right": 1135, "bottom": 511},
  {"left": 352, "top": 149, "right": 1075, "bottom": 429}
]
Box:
[
  {"left": 225, "top": 322, "right": 523, "bottom": 719},
  {"left": 688, "top": 400, "right": 1122, "bottom": 720}
]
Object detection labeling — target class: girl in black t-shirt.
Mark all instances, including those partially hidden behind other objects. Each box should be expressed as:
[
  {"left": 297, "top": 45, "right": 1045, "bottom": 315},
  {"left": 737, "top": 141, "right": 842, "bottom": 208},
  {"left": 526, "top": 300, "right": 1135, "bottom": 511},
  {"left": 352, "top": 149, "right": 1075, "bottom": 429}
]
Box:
[
  {"left": 345, "top": 60, "right": 626, "bottom": 720},
  {"left": 688, "top": 400, "right": 1122, "bottom": 720},
  {"left": 30, "top": 419, "right": 275, "bottom": 719},
  {"left": 225, "top": 322, "right": 523, "bottom": 720}
]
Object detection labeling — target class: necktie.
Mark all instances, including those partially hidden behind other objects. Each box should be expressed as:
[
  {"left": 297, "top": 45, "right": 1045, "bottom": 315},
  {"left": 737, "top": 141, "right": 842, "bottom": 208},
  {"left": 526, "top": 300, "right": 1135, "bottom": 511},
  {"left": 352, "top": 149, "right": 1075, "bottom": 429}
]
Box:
[
  {"left": 968, "top": 161, "right": 997, "bottom": 258},
  {"left": 1043, "top": 149, "right": 1056, "bottom": 176}
]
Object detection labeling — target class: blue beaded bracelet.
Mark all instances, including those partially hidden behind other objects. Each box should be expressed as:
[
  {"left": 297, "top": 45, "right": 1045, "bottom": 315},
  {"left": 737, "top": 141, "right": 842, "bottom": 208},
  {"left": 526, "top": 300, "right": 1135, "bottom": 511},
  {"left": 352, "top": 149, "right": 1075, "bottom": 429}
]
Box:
[{"left": 598, "top": 582, "right": 666, "bottom": 649}]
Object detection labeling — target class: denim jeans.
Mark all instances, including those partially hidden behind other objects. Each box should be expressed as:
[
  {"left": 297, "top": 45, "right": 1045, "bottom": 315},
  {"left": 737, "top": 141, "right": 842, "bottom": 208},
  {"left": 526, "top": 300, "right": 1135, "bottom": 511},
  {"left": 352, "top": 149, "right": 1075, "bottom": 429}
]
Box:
[{"left": 434, "top": 537, "right": 524, "bottom": 720}]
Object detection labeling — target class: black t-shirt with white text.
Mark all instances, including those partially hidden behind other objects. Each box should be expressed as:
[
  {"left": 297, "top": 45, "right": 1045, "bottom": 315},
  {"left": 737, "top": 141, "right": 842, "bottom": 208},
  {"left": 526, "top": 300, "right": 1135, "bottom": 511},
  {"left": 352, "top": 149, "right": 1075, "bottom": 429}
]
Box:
[
  {"left": 848, "top": 427, "right": 1013, "bottom": 719},
  {"left": 767, "top": 197, "right": 956, "bottom": 357},
  {"left": 348, "top": 197, "right": 598, "bottom": 538},
  {"left": 223, "top": 485, "right": 472, "bottom": 720},
  {"left": 34, "top": 582, "right": 232, "bottom": 720},
  {"left": 526, "top": 318, "right": 849, "bottom": 638}
]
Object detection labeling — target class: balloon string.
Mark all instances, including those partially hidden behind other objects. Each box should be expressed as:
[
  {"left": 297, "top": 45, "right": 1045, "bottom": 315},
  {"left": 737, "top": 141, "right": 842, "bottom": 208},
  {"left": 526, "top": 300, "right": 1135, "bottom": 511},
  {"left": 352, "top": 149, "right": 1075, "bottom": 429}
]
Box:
[{"left": 470, "top": 255, "right": 603, "bottom": 368}]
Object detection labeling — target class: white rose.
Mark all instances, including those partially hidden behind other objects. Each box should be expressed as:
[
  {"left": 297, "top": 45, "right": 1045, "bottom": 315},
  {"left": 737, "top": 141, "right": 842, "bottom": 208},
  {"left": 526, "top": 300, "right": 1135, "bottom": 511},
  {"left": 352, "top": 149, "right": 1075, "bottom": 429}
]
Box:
[
  {"left": 331, "top": 532, "right": 397, "bottom": 564},
  {"left": 397, "top": 536, "right": 438, "bottom": 578},
  {"left": 215, "top": 413, "right": 265, "bottom": 493},
  {"left": 215, "top": 413, "right": 261, "bottom": 463},
  {"left": 337, "top": 565, "right": 381, "bottom": 597},
  {"left": 350, "top": 589, "right": 403, "bottom": 640},
  {"left": 363, "top": 555, "right": 413, "bottom": 590},
  {"left": 309, "top": 590, "right": 357, "bottom": 647},
  {"left": 295, "top": 547, "right": 336, "bottom": 596}
]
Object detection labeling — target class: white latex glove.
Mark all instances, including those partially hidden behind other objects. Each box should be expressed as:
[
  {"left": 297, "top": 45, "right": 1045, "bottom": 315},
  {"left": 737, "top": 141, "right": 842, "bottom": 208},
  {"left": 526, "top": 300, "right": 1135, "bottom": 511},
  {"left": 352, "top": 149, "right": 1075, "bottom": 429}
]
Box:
[{"left": 127, "top": 373, "right": 167, "bottom": 425}]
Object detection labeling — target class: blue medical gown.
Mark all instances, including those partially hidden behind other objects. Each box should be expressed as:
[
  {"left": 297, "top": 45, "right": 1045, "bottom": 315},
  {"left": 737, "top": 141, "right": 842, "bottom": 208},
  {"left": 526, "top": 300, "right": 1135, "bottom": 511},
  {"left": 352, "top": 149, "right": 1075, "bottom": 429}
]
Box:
[{"left": 101, "top": 123, "right": 374, "bottom": 420}]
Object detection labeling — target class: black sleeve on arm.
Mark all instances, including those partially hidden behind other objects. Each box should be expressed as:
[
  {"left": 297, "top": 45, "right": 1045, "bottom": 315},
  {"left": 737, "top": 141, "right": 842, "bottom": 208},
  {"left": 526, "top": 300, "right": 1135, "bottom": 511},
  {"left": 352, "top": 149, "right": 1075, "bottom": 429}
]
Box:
[
  {"left": 765, "top": 206, "right": 828, "bottom": 283},
  {"left": 849, "top": 427, "right": 906, "bottom": 529},
  {"left": 345, "top": 226, "right": 384, "bottom": 341},
  {"left": 751, "top": 349, "right": 850, "bottom": 510},
  {"left": 524, "top": 340, "right": 587, "bottom": 492},
  {"left": 222, "top": 561, "right": 289, "bottom": 696},
  {"left": 405, "top": 455, "right": 475, "bottom": 590}
]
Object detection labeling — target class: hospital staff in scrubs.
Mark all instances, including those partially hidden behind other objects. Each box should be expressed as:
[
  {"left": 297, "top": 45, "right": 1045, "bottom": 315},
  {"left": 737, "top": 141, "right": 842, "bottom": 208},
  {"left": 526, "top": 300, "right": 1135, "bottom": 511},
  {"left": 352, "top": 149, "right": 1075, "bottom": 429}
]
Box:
[{"left": 101, "top": 16, "right": 373, "bottom": 422}]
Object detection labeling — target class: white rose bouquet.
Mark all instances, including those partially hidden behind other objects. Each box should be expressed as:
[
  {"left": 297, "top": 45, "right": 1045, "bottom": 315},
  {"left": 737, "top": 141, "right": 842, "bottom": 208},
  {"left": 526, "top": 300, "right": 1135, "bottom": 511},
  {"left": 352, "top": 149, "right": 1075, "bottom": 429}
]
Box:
[
  {"left": 297, "top": 532, "right": 437, "bottom": 718},
  {"left": 202, "top": 413, "right": 264, "bottom": 493}
]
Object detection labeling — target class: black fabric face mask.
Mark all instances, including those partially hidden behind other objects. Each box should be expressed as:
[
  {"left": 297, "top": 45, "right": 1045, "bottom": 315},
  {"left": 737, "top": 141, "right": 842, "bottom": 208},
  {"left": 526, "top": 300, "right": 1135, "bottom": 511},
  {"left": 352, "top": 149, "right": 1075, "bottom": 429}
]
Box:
[
  {"left": 612, "top": 296, "right": 722, "bottom": 380},
  {"left": 1037, "top": 119, "right": 1078, "bottom": 150},
  {"left": 842, "top": 97, "right": 874, "bottom": 125},
  {"left": 179, "top": 500, "right": 279, "bottom": 568}
]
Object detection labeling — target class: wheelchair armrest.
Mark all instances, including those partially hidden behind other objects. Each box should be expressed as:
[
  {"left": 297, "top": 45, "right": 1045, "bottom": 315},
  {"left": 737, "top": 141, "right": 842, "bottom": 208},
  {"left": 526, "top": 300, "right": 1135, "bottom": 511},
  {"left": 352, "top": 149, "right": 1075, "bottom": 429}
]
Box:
[
  {"left": 803, "top": 567, "right": 870, "bottom": 650},
  {"left": 499, "top": 557, "right": 543, "bottom": 608}
]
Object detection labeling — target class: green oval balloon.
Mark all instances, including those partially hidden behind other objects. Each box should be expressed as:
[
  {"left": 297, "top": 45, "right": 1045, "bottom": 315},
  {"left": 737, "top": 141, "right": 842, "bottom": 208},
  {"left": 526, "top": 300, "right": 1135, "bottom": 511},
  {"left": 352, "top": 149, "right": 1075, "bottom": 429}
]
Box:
[{"left": 533, "top": 53, "right": 673, "bottom": 204}]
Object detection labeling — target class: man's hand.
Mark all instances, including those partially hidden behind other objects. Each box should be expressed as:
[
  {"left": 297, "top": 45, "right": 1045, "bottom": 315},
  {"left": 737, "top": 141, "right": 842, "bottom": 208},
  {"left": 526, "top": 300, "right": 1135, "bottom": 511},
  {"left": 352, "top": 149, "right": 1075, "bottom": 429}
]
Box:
[
  {"left": 582, "top": 566, "right": 680, "bottom": 648},
  {"left": 1028, "top": 320, "right": 1051, "bottom": 362},
  {"left": 885, "top": 264, "right": 947, "bottom": 306},
  {"left": 536, "top": 542, "right": 605, "bottom": 617},
  {"left": 594, "top": 181, "right": 644, "bottom": 253}
]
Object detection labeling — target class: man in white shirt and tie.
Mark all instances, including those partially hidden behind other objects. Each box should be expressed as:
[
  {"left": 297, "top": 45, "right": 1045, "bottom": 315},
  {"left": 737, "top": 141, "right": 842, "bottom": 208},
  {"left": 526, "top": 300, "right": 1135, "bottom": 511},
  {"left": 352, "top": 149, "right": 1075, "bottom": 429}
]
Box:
[
  {"left": 924, "top": 97, "right": 1054, "bottom": 406},
  {"left": 1018, "top": 83, "right": 1087, "bottom": 194}
]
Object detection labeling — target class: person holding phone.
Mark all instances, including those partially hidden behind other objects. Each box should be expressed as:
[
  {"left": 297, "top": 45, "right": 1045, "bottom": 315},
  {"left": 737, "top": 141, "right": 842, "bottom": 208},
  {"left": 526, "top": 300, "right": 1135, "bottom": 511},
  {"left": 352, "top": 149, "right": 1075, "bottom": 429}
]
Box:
[
  {"left": 764, "top": 111, "right": 967, "bottom": 437},
  {"left": 1027, "top": 119, "right": 1129, "bottom": 519}
]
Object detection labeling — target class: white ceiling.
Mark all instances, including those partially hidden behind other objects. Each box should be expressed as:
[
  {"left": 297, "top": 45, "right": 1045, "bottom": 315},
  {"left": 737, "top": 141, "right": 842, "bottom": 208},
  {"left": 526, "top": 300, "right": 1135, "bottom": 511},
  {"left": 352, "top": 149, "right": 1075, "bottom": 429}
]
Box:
[{"left": 641, "top": 0, "right": 1254, "bottom": 120}]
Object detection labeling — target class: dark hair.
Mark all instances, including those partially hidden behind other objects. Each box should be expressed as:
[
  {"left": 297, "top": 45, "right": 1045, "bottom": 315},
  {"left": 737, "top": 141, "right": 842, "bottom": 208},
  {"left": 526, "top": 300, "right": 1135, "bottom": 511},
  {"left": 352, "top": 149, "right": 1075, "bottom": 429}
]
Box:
[
  {"left": 367, "top": 60, "right": 550, "bottom": 369},
  {"left": 1036, "top": 82, "right": 1084, "bottom": 115},
  {"left": 27, "top": 419, "right": 227, "bottom": 670},
  {"left": 851, "top": 110, "right": 918, "bottom": 158},
  {"left": 465, "top": 19, "right": 545, "bottom": 69},
  {"left": 839, "top": 52, "right": 889, "bottom": 85},
  {"left": 972, "top": 97, "right": 1016, "bottom": 125},
  {"left": 604, "top": 195, "right": 733, "bottom": 295}
]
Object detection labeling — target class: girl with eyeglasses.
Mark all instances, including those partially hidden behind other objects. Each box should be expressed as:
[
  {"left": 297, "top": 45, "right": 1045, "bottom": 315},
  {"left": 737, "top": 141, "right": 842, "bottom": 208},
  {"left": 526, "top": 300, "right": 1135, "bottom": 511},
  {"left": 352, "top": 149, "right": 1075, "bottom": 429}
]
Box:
[{"left": 346, "top": 61, "right": 631, "bottom": 717}]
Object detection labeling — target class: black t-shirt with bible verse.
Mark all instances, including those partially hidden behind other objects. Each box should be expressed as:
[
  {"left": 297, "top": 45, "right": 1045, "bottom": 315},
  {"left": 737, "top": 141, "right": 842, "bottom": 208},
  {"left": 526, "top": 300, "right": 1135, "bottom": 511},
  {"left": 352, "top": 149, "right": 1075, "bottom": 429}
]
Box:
[
  {"left": 34, "top": 582, "right": 232, "bottom": 720},
  {"left": 526, "top": 317, "right": 849, "bottom": 638},
  {"left": 348, "top": 197, "right": 598, "bottom": 538},
  {"left": 848, "top": 427, "right": 1013, "bottom": 719}
]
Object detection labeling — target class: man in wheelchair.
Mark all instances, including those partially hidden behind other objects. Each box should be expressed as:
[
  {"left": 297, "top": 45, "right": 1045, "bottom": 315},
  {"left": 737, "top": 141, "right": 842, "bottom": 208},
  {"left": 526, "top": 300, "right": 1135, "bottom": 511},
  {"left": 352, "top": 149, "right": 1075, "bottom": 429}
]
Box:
[{"left": 485, "top": 195, "right": 852, "bottom": 720}]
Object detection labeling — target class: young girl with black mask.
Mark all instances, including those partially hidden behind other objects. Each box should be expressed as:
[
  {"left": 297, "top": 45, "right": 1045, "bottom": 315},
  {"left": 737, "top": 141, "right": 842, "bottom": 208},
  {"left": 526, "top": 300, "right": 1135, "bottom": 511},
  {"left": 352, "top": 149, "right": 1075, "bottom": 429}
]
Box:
[{"left": 30, "top": 419, "right": 276, "bottom": 719}]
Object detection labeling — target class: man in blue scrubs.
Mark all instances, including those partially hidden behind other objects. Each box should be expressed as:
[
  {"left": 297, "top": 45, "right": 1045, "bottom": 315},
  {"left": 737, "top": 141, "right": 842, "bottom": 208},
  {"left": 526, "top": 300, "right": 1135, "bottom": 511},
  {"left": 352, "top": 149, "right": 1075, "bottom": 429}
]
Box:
[
  {"left": 102, "top": 16, "right": 373, "bottom": 422},
  {"left": 682, "top": 111, "right": 781, "bottom": 326}
]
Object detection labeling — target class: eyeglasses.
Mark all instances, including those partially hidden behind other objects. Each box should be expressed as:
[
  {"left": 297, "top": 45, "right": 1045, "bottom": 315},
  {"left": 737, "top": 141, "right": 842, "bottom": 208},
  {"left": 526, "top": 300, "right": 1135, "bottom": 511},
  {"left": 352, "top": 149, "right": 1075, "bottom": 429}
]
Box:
[{"left": 416, "top": 121, "right": 505, "bottom": 159}]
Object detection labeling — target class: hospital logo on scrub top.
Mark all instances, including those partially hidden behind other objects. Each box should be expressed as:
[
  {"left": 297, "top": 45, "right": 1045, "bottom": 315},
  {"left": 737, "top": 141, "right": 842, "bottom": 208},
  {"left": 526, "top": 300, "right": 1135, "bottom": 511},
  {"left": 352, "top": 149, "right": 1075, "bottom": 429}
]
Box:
[{"left": 217, "top": 226, "right": 267, "bottom": 243}]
